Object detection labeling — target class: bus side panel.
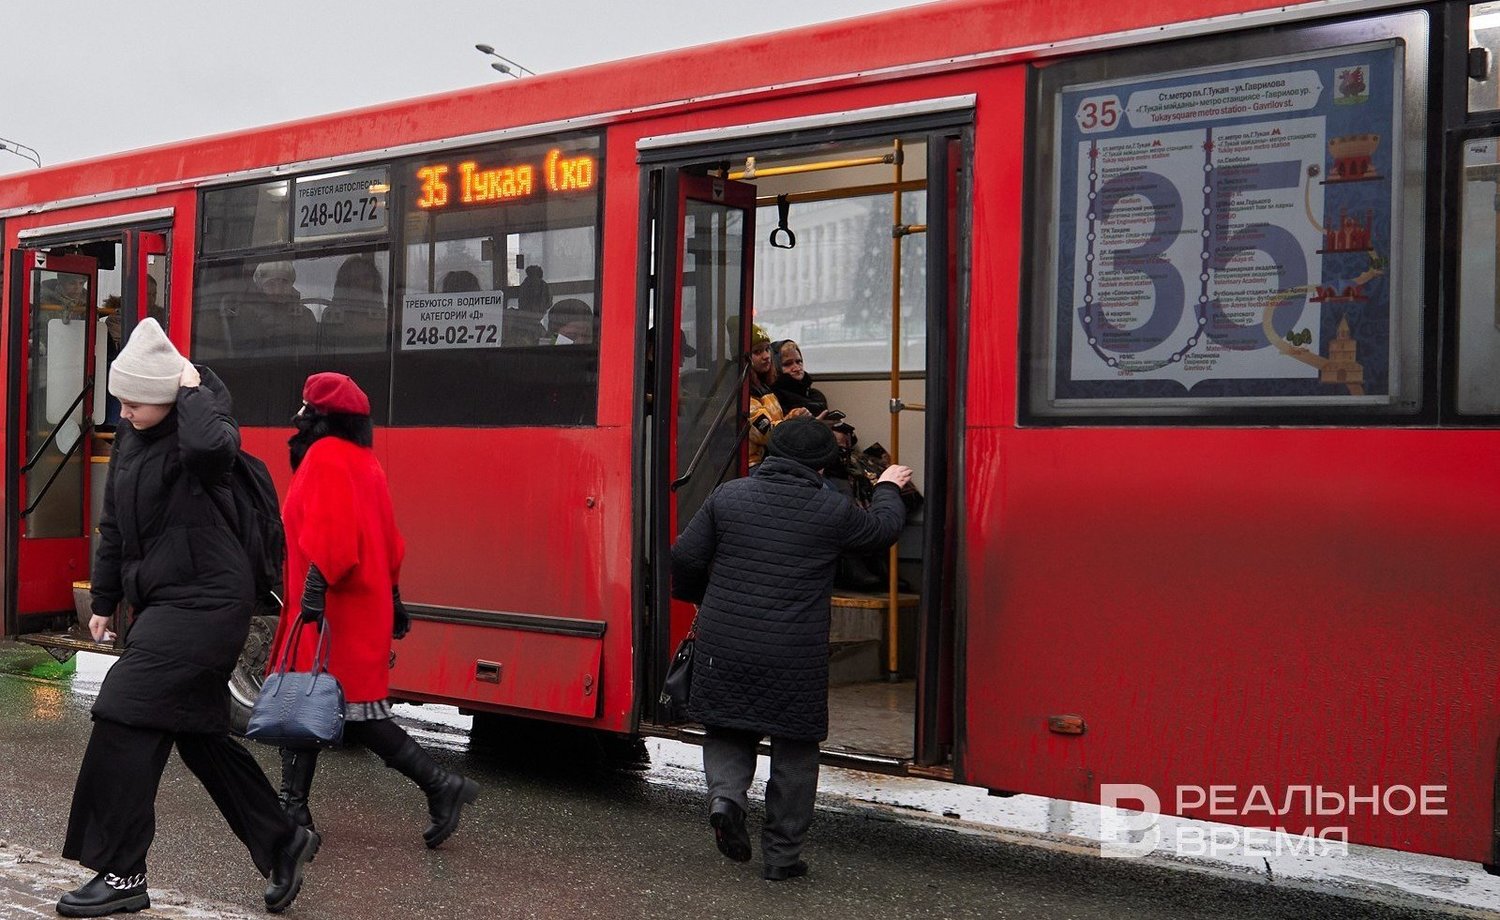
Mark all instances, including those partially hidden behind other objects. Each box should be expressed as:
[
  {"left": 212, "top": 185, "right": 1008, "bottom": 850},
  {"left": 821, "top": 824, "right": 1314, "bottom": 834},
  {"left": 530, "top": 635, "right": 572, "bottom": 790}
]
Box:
[
  {"left": 962, "top": 426, "right": 1500, "bottom": 863},
  {"left": 379, "top": 427, "right": 634, "bottom": 732}
]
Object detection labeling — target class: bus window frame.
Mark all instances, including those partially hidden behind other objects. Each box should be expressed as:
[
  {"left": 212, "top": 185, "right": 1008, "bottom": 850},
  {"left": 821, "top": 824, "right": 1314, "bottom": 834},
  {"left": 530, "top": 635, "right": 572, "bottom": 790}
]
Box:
[{"left": 1019, "top": 9, "right": 1434, "bottom": 425}]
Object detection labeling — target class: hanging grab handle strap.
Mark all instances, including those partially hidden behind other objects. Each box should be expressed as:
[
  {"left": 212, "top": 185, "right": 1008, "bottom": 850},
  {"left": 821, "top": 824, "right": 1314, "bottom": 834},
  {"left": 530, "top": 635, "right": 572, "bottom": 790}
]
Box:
[{"left": 770, "top": 195, "right": 796, "bottom": 249}]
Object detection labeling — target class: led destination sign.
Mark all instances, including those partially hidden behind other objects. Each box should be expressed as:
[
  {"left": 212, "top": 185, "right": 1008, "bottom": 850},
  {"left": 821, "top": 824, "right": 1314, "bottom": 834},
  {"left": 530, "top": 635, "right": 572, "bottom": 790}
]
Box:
[{"left": 415, "top": 148, "right": 596, "bottom": 210}]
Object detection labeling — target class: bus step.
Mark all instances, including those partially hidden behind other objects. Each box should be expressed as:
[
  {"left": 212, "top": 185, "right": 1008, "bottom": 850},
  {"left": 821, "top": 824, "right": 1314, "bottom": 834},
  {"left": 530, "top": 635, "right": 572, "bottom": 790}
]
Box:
[{"left": 18, "top": 628, "right": 118, "bottom": 663}]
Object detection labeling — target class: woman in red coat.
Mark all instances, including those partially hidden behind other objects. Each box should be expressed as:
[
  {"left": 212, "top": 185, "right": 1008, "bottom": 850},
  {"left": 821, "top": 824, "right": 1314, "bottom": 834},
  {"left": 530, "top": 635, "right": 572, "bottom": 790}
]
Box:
[{"left": 269, "top": 372, "right": 478, "bottom": 848}]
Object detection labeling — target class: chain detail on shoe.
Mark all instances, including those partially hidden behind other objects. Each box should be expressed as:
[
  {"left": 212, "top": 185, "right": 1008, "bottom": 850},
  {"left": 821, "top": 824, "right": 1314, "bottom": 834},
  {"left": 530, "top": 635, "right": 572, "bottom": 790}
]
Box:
[{"left": 103, "top": 872, "right": 146, "bottom": 891}]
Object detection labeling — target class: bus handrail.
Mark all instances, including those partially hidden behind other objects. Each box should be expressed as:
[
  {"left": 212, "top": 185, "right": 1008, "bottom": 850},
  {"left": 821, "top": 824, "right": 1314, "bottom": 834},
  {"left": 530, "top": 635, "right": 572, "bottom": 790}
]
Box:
[
  {"left": 22, "top": 379, "right": 91, "bottom": 474},
  {"left": 671, "top": 361, "right": 749, "bottom": 492}
]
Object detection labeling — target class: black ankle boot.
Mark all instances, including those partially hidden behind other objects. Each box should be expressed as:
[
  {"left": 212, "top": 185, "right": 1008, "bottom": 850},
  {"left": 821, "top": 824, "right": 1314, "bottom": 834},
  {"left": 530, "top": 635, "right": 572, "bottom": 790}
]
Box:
[
  {"left": 278, "top": 746, "right": 320, "bottom": 834},
  {"left": 383, "top": 736, "right": 479, "bottom": 848},
  {"left": 264, "top": 825, "right": 319, "bottom": 913},
  {"left": 56, "top": 871, "right": 150, "bottom": 917},
  {"left": 709, "top": 797, "right": 752, "bottom": 862}
]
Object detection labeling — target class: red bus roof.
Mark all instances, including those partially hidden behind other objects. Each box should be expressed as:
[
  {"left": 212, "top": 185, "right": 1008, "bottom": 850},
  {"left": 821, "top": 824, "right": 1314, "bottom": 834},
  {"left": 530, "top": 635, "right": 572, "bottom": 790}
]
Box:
[{"left": 0, "top": 0, "right": 1336, "bottom": 210}]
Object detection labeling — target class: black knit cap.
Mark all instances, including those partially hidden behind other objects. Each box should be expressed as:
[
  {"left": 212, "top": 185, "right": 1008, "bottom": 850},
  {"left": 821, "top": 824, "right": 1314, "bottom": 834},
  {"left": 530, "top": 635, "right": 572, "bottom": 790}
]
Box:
[{"left": 769, "top": 417, "right": 840, "bottom": 471}]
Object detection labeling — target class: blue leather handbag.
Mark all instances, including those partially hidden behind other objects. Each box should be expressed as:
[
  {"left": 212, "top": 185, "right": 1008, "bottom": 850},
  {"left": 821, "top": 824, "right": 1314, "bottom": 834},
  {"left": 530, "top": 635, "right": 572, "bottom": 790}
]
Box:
[{"left": 246, "top": 622, "right": 345, "bottom": 747}]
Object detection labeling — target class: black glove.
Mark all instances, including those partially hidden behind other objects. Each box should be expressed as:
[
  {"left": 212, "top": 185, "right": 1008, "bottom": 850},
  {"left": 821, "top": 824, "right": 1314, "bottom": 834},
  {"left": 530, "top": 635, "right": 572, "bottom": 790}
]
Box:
[
  {"left": 299, "top": 564, "right": 328, "bottom": 624},
  {"left": 392, "top": 586, "right": 410, "bottom": 640}
]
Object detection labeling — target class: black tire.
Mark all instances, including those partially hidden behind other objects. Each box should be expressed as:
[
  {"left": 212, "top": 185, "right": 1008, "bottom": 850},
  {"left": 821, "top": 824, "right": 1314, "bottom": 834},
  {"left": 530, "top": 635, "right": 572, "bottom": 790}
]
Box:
[{"left": 229, "top": 614, "right": 280, "bottom": 736}]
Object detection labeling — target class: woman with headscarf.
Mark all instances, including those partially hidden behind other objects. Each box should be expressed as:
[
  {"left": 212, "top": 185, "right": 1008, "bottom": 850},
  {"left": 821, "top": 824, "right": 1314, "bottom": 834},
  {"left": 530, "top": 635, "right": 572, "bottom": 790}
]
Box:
[
  {"left": 269, "top": 373, "right": 478, "bottom": 851},
  {"left": 770, "top": 339, "right": 831, "bottom": 418},
  {"left": 60, "top": 319, "right": 316, "bottom": 917},
  {"left": 748, "top": 326, "right": 810, "bottom": 466}
]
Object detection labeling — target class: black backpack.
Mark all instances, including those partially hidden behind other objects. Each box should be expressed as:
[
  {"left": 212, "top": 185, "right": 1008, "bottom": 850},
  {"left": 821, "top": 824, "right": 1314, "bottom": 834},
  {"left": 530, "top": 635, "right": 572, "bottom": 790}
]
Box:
[{"left": 218, "top": 448, "right": 288, "bottom": 612}]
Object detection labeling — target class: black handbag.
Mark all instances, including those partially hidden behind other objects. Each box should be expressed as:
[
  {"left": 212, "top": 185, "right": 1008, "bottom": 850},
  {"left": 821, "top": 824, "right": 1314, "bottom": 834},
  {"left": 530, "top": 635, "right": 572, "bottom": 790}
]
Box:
[
  {"left": 658, "top": 621, "right": 697, "bottom": 724},
  {"left": 246, "top": 622, "right": 345, "bottom": 747}
]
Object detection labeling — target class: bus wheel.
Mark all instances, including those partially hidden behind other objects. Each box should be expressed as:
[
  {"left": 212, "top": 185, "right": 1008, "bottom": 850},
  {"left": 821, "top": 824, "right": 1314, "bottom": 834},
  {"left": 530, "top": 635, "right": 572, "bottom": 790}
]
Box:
[{"left": 229, "top": 615, "right": 279, "bottom": 736}]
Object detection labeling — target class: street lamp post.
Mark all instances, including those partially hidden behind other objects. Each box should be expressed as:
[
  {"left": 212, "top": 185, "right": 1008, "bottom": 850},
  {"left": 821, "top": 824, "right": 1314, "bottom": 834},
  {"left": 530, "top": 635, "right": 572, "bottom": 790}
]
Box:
[
  {"left": 474, "top": 44, "right": 537, "bottom": 78},
  {"left": 0, "top": 137, "right": 41, "bottom": 168}
]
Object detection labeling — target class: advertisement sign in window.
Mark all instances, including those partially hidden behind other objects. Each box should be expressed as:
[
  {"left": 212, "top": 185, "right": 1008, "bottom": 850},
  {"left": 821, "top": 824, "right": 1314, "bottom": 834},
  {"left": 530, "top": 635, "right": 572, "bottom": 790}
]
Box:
[
  {"left": 1046, "top": 43, "right": 1402, "bottom": 408},
  {"left": 293, "top": 167, "right": 389, "bottom": 241}
]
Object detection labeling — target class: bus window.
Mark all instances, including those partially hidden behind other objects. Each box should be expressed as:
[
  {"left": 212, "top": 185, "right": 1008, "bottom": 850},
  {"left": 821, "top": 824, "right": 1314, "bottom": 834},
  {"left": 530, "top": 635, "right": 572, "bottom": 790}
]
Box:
[
  {"left": 391, "top": 132, "right": 602, "bottom": 427},
  {"left": 1457, "top": 136, "right": 1500, "bottom": 414},
  {"left": 1471, "top": 2, "right": 1500, "bottom": 113},
  {"left": 193, "top": 248, "right": 392, "bottom": 425},
  {"left": 201, "top": 180, "right": 291, "bottom": 253}
]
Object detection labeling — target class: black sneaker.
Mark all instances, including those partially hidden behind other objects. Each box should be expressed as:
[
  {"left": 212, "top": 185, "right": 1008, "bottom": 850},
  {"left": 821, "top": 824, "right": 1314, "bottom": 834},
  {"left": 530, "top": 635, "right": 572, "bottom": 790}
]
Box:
[
  {"left": 56, "top": 871, "right": 150, "bottom": 917},
  {"left": 709, "top": 797, "right": 752, "bottom": 863},
  {"left": 763, "top": 860, "right": 809, "bottom": 881}
]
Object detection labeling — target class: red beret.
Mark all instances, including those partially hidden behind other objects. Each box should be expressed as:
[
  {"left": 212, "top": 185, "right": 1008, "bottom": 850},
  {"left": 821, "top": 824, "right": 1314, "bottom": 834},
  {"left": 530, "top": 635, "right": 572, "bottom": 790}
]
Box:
[{"left": 302, "top": 372, "right": 371, "bottom": 416}]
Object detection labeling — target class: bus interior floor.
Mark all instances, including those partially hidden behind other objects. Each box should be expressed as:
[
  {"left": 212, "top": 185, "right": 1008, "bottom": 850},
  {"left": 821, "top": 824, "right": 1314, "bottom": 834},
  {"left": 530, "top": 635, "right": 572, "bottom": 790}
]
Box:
[{"left": 826, "top": 679, "right": 915, "bottom": 759}]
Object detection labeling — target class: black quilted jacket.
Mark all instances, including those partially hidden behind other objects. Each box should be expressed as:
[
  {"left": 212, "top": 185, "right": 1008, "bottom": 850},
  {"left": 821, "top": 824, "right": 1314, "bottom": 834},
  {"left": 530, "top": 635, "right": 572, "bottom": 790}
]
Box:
[{"left": 670, "top": 457, "right": 906, "bottom": 740}]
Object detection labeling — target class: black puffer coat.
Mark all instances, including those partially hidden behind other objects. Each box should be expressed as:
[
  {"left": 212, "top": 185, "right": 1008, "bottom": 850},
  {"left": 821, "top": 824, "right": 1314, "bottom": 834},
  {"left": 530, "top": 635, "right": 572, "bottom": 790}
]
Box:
[
  {"left": 670, "top": 457, "right": 906, "bottom": 740},
  {"left": 91, "top": 368, "right": 253, "bottom": 734}
]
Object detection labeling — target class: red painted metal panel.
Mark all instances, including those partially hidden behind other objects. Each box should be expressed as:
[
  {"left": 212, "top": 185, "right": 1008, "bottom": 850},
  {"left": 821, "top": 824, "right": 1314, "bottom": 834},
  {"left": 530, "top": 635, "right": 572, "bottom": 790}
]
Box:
[
  {"left": 387, "top": 428, "right": 632, "bottom": 730},
  {"left": 389, "top": 620, "right": 603, "bottom": 720},
  {"left": 962, "top": 427, "right": 1500, "bottom": 862},
  {"left": 15, "top": 539, "right": 84, "bottom": 614}
]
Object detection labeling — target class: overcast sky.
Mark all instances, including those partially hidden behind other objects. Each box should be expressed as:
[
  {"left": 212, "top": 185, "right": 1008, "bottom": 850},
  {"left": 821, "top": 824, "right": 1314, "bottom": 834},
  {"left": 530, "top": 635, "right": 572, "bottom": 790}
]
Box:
[{"left": 0, "top": 0, "right": 935, "bottom": 177}]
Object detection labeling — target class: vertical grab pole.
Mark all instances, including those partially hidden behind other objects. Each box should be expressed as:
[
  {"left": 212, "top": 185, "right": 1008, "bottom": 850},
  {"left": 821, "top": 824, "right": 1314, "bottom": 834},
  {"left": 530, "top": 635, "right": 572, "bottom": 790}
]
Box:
[{"left": 886, "top": 138, "right": 904, "bottom": 682}]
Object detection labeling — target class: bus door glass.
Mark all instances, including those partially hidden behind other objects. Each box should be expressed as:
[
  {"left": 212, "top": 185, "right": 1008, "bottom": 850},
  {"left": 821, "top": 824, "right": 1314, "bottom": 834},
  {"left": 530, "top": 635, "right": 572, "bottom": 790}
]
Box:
[
  {"left": 7, "top": 250, "right": 99, "bottom": 628},
  {"left": 654, "top": 174, "right": 757, "bottom": 715},
  {"left": 124, "top": 230, "right": 168, "bottom": 333}
]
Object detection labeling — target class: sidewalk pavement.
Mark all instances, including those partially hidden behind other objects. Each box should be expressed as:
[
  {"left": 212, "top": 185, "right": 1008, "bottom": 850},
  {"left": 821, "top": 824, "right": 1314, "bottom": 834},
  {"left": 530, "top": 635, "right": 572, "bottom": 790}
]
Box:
[{"left": 0, "top": 841, "right": 259, "bottom": 920}]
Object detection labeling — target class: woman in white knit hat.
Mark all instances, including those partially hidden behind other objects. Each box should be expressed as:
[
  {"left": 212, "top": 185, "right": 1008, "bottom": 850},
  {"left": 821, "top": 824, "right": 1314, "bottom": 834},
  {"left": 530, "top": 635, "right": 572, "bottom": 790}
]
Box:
[{"left": 57, "top": 319, "right": 317, "bottom": 917}]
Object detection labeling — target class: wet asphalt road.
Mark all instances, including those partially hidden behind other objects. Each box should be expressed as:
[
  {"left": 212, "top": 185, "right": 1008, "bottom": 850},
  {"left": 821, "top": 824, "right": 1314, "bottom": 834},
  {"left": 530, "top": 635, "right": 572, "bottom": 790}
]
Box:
[{"left": 0, "top": 644, "right": 1475, "bottom": 920}]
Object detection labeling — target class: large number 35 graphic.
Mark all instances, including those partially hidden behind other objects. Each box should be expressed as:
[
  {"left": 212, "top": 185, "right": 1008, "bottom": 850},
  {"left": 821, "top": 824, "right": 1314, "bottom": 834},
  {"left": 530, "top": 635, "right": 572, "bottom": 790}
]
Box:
[{"left": 1091, "top": 158, "right": 1307, "bottom": 354}]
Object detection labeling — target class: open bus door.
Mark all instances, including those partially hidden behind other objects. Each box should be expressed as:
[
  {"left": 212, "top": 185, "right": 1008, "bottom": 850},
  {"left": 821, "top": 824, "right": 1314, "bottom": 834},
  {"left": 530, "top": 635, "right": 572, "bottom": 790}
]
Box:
[
  {"left": 122, "top": 230, "right": 168, "bottom": 336},
  {"left": 3, "top": 250, "right": 100, "bottom": 641},
  {"left": 647, "top": 173, "right": 758, "bottom": 722}
]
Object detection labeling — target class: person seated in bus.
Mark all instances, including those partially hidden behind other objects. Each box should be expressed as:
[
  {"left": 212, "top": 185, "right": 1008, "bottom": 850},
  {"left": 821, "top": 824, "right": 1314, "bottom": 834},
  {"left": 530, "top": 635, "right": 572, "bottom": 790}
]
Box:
[
  {"left": 541, "top": 298, "right": 595, "bottom": 345},
  {"left": 771, "top": 339, "right": 835, "bottom": 419},
  {"left": 824, "top": 420, "right": 921, "bottom": 591},
  {"left": 324, "top": 254, "right": 387, "bottom": 354},
  {"left": 253, "top": 260, "right": 303, "bottom": 306},
  {"left": 250, "top": 260, "right": 317, "bottom": 357},
  {"left": 516, "top": 264, "right": 549, "bottom": 312},
  {"left": 670, "top": 418, "right": 912, "bottom": 882},
  {"left": 440, "top": 269, "right": 481, "bottom": 293},
  {"left": 748, "top": 325, "right": 811, "bottom": 466}
]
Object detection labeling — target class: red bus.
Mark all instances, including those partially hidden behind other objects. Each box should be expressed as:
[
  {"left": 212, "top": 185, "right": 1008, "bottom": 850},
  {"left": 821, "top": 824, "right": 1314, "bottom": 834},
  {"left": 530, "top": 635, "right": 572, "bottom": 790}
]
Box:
[{"left": 2, "top": 0, "right": 1496, "bottom": 871}]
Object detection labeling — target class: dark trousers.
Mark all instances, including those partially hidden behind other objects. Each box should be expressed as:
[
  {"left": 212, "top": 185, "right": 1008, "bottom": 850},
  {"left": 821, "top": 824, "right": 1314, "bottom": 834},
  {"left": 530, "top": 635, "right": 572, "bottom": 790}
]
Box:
[
  {"left": 343, "top": 716, "right": 412, "bottom": 759},
  {"left": 702, "top": 726, "right": 820, "bottom": 867},
  {"left": 63, "top": 718, "right": 294, "bottom": 877}
]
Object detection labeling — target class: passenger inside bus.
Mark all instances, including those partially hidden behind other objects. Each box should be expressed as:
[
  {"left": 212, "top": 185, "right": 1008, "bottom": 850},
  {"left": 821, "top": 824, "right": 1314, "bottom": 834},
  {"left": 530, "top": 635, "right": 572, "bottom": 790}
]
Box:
[
  {"left": 748, "top": 326, "right": 811, "bottom": 466},
  {"left": 517, "top": 264, "right": 549, "bottom": 312},
  {"left": 325, "top": 254, "right": 388, "bottom": 354},
  {"left": 439, "top": 270, "right": 480, "bottom": 293},
  {"left": 251, "top": 261, "right": 318, "bottom": 356},
  {"left": 541, "top": 298, "right": 595, "bottom": 345},
  {"left": 771, "top": 339, "right": 835, "bottom": 419}
]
